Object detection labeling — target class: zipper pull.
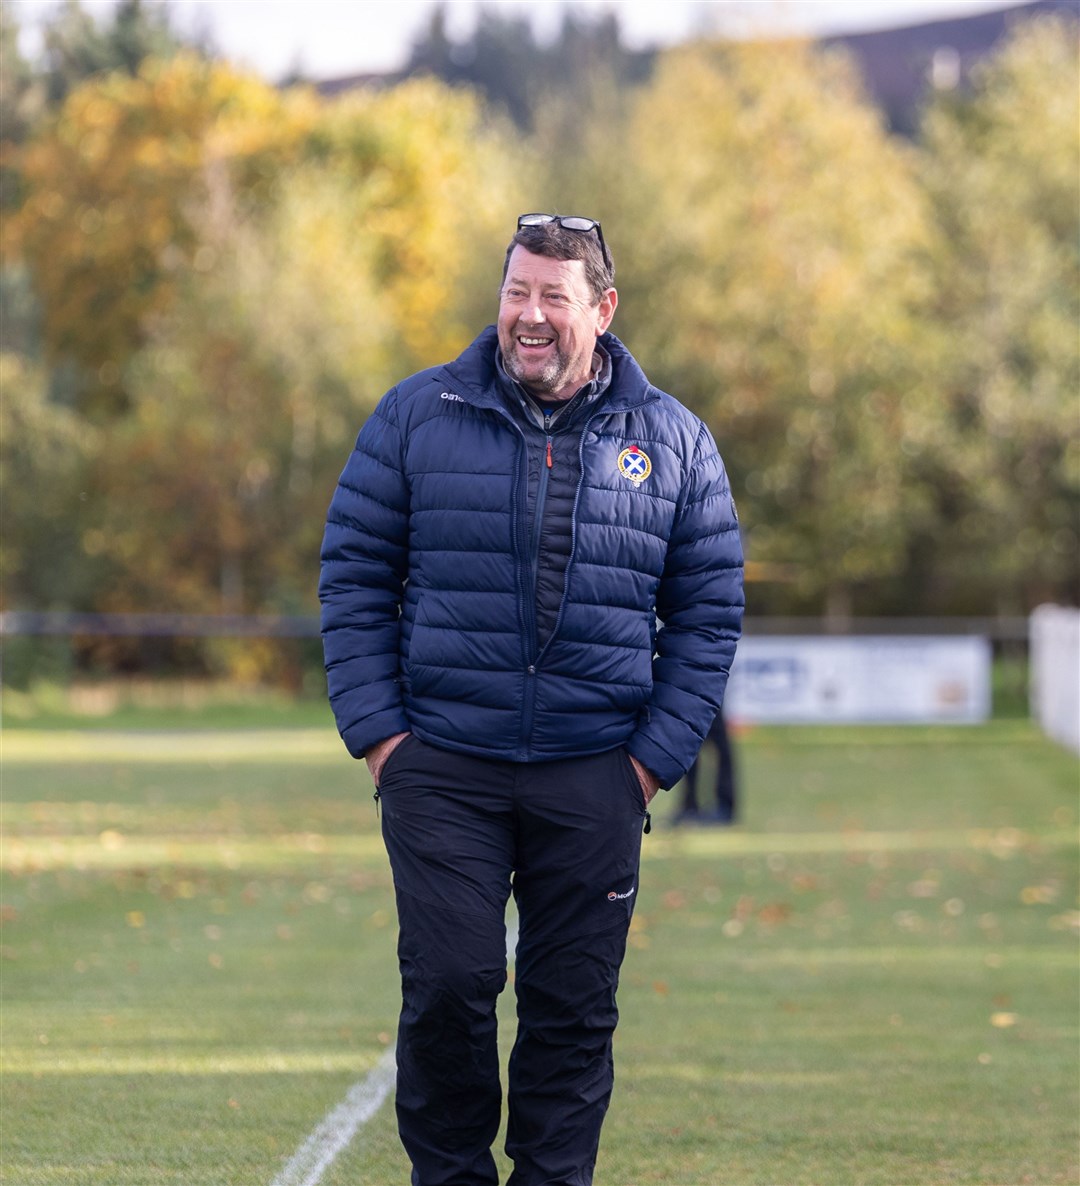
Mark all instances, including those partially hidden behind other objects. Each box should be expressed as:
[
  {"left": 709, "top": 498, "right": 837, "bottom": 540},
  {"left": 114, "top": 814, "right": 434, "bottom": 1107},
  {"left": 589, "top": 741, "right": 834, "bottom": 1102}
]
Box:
[
  {"left": 546, "top": 439, "right": 553, "bottom": 469},
  {"left": 373, "top": 788, "right": 381, "bottom": 818},
  {"left": 544, "top": 413, "right": 553, "bottom": 469},
  {"left": 643, "top": 810, "right": 652, "bottom": 835}
]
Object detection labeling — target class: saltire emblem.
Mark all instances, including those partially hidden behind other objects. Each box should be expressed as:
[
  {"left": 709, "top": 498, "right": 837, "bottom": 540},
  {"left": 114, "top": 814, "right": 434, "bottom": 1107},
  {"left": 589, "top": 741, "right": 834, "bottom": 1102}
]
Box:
[{"left": 617, "top": 445, "right": 652, "bottom": 485}]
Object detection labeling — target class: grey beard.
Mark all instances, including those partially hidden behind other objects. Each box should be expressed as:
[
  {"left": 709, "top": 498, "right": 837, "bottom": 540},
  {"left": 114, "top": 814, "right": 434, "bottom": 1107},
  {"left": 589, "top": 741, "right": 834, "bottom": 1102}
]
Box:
[{"left": 504, "top": 343, "right": 570, "bottom": 395}]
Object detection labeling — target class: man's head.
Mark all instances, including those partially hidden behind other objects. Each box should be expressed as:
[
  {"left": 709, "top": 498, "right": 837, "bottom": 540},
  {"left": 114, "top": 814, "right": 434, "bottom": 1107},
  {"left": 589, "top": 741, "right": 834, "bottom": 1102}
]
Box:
[{"left": 498, "top": 214, "right": 618, "bottom": 402}]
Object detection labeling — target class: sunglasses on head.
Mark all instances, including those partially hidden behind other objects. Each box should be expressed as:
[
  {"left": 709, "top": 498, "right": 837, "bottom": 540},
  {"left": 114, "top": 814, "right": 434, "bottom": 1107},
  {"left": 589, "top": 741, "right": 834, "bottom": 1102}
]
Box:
[{"left": 517, "top": 212, "right": 611, "bottom": 273}]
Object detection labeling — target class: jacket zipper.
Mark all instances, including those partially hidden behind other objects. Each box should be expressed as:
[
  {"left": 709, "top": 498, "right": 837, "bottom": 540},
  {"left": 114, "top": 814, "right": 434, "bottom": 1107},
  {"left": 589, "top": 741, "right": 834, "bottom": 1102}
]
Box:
[
  {"left": 519, "top": 413, "right": 554, "bottom": 754},
  {"left": 530, "top": 413, "right": 553, "bottom": 592},
  {"left": 535, "top": 397, "right": 654, "bottom": 668}
]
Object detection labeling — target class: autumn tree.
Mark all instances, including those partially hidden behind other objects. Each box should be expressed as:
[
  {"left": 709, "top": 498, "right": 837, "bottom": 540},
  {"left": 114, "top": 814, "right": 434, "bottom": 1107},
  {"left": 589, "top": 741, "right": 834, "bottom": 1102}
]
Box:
[
  {"left": 10, "top": 73, "right": 522, "bottom": 679},
  {"left": 3, "top": 54, "right": 324, "bottom": 417},
  {"left": 608, "top": 37, "right": 938, "bottom": 618},
  {"left": 918, "top": 13, "right": 1080, "bottom": 613}
]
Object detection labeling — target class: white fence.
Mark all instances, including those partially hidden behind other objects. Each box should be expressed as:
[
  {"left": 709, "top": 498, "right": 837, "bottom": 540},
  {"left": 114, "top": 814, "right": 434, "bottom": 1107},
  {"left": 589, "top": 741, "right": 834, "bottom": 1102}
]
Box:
[{"left": 1030, "top": 604, "right": 1080, "bottom": 754}]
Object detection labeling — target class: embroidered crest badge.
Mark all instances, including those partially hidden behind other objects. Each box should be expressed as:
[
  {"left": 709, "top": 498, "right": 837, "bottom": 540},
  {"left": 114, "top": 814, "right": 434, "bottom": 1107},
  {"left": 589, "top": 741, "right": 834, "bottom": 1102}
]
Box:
[{"left": 617, "top": 445, "right": 652, "bottom": 485}]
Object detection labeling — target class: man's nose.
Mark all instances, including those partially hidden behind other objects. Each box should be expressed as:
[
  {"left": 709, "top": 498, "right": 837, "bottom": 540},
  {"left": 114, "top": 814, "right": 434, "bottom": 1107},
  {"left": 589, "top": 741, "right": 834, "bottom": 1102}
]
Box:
[{"left": 518, "top": 301, "right": 544, "bottom": 325}]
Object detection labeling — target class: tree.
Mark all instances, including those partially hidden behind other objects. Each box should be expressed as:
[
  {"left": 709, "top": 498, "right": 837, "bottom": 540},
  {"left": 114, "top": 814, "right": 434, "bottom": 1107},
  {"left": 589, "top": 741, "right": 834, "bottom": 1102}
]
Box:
[
  {"left": 37, "top": 0, "right": 201, "bottom": 107},
  {"left": 405, "top": 3, "right": 652, "bottom": 130},
  {"left": 918, "top": 14, "right": 1080, "bottom": 613},
  {"left": 23, "top": 77, "right": 522, "bottom": 680},
  {"left": 611, "top": 37, "right": 939, "bottom": 618},
  {"left": 4, "top": 53, "right": 317, "bottom": 416},
  {"left": 0, "top": 351, "right": 101, "bottom": 611}
]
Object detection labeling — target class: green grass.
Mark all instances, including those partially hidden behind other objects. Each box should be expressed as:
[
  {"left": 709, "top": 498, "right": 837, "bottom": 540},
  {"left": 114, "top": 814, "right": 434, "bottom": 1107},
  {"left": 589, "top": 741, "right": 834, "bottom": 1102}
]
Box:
[{"left": 2, "top": 716, "right": 1077, "bottom": 1185}]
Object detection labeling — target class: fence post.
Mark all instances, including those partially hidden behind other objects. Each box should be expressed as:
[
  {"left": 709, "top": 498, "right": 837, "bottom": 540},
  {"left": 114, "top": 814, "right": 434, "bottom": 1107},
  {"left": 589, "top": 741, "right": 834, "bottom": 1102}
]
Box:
[{"left": 1029, "top": 604, "right": 1080, "bottom": 753}]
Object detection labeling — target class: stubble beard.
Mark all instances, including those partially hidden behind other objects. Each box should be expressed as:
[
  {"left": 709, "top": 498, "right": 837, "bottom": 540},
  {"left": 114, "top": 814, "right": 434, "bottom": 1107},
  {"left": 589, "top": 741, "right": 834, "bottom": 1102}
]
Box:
[{"left": 504, "top": 341, "right": 570, "bottom": 397}]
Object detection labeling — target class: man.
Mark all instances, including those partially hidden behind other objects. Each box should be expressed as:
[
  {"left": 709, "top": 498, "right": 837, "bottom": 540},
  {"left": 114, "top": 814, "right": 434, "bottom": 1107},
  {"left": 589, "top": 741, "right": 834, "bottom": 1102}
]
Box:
[{"left": 319, "top": 213, "right": 743, "bottom": 1185}]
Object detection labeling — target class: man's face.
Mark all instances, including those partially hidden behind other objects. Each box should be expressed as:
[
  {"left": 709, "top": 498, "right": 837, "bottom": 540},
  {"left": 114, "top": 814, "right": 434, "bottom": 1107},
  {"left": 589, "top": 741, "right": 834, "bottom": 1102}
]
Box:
[{"left": 498, "top": 247, "right": 617, "bottom": 402}]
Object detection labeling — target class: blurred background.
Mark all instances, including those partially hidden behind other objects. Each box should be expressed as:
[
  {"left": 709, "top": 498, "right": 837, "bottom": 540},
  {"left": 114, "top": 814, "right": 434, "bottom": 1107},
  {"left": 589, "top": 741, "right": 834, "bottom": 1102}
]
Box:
[{"left": 2, "top": 0, "right": 1077, "bottom": 724}]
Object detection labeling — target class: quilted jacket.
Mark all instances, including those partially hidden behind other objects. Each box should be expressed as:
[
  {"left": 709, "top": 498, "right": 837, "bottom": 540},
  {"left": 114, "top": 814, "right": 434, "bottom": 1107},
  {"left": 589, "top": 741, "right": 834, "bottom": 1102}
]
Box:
[{"left": 319, "top": 326, "right": 744, "bottom": 788}]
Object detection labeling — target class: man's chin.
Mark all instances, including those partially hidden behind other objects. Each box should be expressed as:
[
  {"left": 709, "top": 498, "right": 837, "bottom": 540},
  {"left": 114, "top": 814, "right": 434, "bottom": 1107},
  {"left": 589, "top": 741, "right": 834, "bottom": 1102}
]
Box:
[{"left": 507, "top": 358, "right": 562, "bottom": 395}]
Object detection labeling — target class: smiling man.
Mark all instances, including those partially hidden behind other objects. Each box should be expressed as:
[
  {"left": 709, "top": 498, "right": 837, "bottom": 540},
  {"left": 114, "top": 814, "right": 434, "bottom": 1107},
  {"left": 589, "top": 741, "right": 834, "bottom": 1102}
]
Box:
[{"left": 320, "top": 213, "right": 744, "bottom": 1185}]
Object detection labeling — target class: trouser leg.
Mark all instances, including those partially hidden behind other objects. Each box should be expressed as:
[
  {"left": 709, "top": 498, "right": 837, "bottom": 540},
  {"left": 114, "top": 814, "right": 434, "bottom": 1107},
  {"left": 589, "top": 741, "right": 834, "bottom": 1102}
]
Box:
[
  {"left": 505, "top": 748, "right": 646, "bottom": 1186},
  {"left": 377, "top": 736, "right": 514, "bottom": 1186},
  {"left": 681, "top": 756, "right": 701, "bottom": 814},
  {"left": 714, "top": 716, "right": 736, "bottom": 821}
]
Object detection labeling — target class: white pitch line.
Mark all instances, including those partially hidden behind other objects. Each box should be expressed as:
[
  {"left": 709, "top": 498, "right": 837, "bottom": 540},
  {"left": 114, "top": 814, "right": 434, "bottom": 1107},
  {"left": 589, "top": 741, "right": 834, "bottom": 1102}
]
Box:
[
  {"left": 270, "top": 913, "right": 520, "bottom": 1186},
  {"left": 268, "top": 1045, "right": 397, "bottom": 1186}
]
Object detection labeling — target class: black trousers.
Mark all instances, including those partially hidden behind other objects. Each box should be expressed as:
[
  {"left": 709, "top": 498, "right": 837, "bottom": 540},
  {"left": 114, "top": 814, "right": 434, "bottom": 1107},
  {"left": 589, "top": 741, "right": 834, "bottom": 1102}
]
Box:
[{"left": 376, "top": 736, "right": 648, "bottom": 1186}]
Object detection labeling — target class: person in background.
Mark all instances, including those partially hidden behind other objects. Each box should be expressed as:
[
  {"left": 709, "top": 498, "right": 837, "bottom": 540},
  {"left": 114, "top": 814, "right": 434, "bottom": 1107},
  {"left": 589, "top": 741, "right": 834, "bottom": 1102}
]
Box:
[
  {"left": 319, "top": 211, "right": 744, "bottom": 1185},
  {"left": 675, "top": 707, "right": 738, "bottom": 825}
]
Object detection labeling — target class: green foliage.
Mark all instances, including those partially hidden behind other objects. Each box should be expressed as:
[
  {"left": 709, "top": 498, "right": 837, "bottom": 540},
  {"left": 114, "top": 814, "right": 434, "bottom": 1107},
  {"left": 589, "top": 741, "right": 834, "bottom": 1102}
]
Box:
[
  {"left": 611, "top": 38, "right": 940, "bottom": 616},
  {"left": 38, "top": 0, "right": 199, "bottom": 106},
  {"left": 0, "top": 346, "right": 102, "bottom": 609},
  {"left": 918, "top": 15, "right": 1080, "bottom": 612},
  {"left": 405, "top": 3, "right": 652, "bottom": 130}
]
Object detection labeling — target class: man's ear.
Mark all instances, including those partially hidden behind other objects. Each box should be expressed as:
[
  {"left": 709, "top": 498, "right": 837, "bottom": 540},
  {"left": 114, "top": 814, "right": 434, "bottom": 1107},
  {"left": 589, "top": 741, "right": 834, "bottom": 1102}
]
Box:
[{"left": 595, "top": 287, "right": 618, "bottom": 336}]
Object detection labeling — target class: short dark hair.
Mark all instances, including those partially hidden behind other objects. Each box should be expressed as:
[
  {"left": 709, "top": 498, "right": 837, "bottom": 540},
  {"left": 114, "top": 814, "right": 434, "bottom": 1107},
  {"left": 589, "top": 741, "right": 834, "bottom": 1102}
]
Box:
[{"left": 501, "top": 221, "right": 615, "bottom": 304}]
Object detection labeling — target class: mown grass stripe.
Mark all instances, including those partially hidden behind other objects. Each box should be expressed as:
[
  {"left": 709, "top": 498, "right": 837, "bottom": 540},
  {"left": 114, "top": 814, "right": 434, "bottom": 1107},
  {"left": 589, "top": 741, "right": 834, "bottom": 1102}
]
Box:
[
  {"left": 2, "top": 729, "right": 345, "bottom": 763},
  {"left": 2, "top": 1050, "right": 387, "bottom": 1076},
  {"left": 2, "top": 826, "right": 1070, "bottom": 873}
]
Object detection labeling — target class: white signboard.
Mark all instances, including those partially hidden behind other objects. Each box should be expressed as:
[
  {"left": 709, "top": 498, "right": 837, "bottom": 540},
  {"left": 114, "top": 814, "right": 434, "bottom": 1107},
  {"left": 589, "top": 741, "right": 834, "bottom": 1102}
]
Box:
[{"left": 724, "top": 636, "right": 991, "bottom": 724}]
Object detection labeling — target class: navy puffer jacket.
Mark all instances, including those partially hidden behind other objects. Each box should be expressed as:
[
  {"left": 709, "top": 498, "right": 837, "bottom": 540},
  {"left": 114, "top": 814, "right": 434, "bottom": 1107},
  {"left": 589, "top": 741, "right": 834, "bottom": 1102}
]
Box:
[{"left": 319, "top": 327, "right": 743, "bottom": 788}]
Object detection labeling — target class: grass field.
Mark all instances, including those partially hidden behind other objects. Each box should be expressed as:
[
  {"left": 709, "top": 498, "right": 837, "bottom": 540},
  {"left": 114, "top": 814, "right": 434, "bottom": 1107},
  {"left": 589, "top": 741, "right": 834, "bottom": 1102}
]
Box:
[{"left": 2, "top": 712, "right": 1077, "bottom": 1186}]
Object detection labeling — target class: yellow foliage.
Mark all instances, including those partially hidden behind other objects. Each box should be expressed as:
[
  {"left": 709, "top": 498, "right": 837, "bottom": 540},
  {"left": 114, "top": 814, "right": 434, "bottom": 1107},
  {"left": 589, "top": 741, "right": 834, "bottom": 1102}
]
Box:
[
  {"left": 616, "top": 37, "right": 938, "bottom": 599},
  {"left": 5, "top": 60, "right": 519, "bottom": 414},
  {"left": 4, "top": 55, "right": 309, "bottom": 412},
  {"left": 314, "top": 78, "right": 520, "bottom": 366}
]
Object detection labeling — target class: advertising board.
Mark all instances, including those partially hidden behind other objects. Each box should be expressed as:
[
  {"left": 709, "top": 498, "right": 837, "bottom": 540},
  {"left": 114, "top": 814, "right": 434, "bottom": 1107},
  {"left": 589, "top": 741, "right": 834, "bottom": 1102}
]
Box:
[{"left": 724, "top": 636, "right": 991, "bottom": 724}]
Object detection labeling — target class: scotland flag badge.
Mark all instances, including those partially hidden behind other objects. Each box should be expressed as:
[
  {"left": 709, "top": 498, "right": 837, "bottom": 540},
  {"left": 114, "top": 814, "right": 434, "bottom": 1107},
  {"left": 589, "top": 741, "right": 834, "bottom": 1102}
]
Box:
[{"left": 617, "top": 445, "right": 652, "bottom": 485}]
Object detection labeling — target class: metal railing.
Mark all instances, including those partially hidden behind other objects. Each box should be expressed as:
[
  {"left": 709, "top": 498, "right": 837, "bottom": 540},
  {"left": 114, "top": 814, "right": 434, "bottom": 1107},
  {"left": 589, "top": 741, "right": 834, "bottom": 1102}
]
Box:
[{"left": 1, "top": 611, "right": 1030, "bottom": 643}]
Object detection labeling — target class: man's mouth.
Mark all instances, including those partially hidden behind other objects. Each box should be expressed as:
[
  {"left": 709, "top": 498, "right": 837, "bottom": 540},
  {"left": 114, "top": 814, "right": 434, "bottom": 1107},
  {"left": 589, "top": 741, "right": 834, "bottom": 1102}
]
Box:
[{"left": 518, "top": 335, "right": 554, "bottom": 349}]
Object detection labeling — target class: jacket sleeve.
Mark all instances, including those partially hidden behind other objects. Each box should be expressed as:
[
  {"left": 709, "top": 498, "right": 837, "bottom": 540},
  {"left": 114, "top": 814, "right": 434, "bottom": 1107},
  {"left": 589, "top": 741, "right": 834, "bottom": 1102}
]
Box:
[
  {"left": 626, "top": 421, "right": 744, "bottom": 788},
  {"left": 319, "top": 388, "right": 411, "bottom": 758}
]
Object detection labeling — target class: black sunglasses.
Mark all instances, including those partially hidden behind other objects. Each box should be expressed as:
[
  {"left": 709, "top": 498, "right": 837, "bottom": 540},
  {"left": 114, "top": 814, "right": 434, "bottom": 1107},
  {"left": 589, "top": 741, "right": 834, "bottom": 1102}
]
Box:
[{"left": 517, "top": 212, "right": 611, "bottom": 273}]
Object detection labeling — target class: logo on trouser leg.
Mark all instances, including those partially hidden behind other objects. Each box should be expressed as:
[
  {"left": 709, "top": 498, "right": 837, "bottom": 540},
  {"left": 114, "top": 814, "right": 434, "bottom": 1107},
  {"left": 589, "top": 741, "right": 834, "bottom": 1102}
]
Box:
[{"left": 607, "top": 886, "right": 636, "bottom": 901}]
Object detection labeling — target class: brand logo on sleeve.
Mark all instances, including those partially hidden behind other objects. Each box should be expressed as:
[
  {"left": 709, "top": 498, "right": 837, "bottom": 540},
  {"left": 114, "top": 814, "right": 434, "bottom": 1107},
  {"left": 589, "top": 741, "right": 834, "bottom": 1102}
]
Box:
[
  {"left": 617, "top": 446, "right": 652, "bottom": 485},
  {"left": 440, "top": 391, "right": 465, "bottom": 403},
  {"left": 607, "top": 886, "right": 636, "bottom": 902}
]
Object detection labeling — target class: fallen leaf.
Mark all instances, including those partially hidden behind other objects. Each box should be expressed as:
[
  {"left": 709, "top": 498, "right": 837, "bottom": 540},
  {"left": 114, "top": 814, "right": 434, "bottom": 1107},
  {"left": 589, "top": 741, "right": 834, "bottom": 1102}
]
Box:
[{"left": 757, "top": 902, "right": 792, "bottom": 925}]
